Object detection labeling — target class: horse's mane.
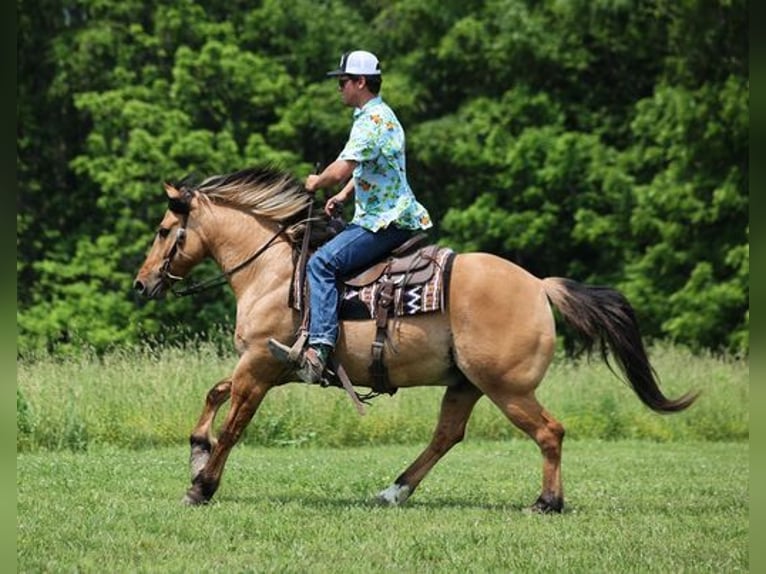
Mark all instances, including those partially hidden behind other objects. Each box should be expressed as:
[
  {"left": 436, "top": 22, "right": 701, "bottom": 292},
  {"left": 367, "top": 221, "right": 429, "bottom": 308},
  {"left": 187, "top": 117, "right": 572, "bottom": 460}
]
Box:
[
  {"left": 183, "top": 165, "right": 331, "bottom": 245},
  {"left": 193, "top": 166, "right": 310, "bottom": 221}
]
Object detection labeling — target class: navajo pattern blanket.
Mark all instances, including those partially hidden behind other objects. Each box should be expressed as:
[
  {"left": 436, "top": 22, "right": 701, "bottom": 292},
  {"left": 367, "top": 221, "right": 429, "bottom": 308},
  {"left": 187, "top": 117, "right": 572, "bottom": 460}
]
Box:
[{"left": 339, "top": 247, "right": 455, "bottom": 321}]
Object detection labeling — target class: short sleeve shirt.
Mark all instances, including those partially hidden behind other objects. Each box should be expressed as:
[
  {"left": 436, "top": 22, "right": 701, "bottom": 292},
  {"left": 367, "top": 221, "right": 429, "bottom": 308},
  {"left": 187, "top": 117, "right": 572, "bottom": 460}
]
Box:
[{"left": 337, "top": 97, "right": 432, "bottom": 232}]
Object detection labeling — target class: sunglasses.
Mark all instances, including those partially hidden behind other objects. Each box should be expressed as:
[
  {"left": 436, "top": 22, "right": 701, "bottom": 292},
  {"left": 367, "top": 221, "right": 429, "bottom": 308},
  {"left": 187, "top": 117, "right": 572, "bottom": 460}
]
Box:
[{"left": 338, "top": 76, "right": 356, "bottom": 89}]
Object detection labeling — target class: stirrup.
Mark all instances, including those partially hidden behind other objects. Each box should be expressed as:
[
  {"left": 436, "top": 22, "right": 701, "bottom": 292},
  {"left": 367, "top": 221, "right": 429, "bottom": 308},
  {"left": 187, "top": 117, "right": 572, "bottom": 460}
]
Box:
[
  {"left": 268, "top": 331, "right": 308, "bottom": 365},
  {"left": 267, "top": 337, "right": 326, "bottom": 384}
]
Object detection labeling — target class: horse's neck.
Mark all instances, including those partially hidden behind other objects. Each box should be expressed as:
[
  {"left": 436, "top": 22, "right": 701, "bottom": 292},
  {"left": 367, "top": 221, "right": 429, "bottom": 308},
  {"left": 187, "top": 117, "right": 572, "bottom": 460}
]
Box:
[{"left": 198, "top": 205, "right": 294, "bottom": 299}]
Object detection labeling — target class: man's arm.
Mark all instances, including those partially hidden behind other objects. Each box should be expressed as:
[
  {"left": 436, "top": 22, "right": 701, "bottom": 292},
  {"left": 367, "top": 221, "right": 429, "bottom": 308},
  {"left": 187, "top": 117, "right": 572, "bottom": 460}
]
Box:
[
  {"left": 305, "top": 159, "right": 356, "bottom": 193},
  {"left": 324, "top": 178, "right": 355, "bottom": 216}
]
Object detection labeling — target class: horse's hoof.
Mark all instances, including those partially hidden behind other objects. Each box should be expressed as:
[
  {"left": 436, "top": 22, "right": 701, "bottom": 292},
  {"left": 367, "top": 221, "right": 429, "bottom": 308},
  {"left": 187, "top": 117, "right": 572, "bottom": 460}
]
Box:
[
  {"left": 181, "top": 490, "right": 209, "bottom": 506},
  {"left": 182, "top": 481, "right": 215, "bottom": 506},
  {"left": 375, "top": 483, "right": 412, "bottom": 507},
  {"left": 528, "top": 494, "right": 564, "bottom": 514}
]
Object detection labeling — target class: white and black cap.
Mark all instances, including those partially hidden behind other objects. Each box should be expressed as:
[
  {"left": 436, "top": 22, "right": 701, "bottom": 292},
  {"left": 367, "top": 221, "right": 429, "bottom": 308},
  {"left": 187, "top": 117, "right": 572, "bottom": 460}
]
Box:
[{"left": 326, "top": 50, "right": 381, "bottom": 77}]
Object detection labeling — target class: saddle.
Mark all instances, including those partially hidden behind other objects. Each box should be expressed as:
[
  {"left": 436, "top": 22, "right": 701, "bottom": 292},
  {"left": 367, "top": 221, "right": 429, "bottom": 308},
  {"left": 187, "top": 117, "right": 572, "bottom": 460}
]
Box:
[
  {"left": 290, "top": 232, "right": 455, "bottom": 400},
  {"left": 344, "top": 233, "right": 437, "bottom": 288},
  {"left": 341, "top": 240, "right": 454, "bottom": 396}
]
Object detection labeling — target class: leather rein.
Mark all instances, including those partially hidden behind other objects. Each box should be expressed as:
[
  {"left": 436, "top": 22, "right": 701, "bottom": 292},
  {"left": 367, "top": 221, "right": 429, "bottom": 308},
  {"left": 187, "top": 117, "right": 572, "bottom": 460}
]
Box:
[{"left": 159, "top": 194, "right": 289, "bottom": 297}]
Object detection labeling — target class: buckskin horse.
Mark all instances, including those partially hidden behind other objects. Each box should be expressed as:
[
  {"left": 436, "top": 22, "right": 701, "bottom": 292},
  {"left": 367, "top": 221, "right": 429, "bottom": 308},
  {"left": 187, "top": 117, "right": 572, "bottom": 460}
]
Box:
[{"left": 133, "top": 166, "right": 697, "bottom": 511}]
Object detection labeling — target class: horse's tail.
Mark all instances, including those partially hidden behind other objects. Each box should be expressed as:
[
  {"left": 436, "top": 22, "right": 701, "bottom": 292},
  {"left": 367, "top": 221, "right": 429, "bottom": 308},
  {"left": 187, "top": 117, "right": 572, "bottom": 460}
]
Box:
[{"left": 541, "top": 277, "right": 698, "bottom": 413}]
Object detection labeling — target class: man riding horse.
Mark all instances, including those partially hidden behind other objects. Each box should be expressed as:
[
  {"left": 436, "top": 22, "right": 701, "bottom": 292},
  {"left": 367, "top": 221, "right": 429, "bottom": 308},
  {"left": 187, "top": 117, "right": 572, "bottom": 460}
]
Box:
[
  {"left": 269, "top": 50, "right": 432, "bottom": 383},
  {"left": 132, "top": 52, "right": 696, "bottom": 511}
]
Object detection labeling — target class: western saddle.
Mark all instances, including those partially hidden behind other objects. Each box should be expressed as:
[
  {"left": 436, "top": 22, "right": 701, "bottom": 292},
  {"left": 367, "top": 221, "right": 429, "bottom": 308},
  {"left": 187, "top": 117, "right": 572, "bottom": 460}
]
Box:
[{"left": 290, "top": 231, "right": 455, "bottom": 413}]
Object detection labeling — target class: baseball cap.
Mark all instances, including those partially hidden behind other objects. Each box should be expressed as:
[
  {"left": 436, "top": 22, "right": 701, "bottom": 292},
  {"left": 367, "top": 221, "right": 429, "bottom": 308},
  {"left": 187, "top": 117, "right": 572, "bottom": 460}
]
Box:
[{"left": 326, "top": 51, "right": 381, "bottom": 77}]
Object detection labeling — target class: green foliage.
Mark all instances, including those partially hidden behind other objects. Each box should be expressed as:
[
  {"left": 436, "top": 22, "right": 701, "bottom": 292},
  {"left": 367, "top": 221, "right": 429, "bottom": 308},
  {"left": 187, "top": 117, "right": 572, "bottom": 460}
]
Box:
[
  {"left": 622, "top": 75, "right": 748, "bottom": 352},
  {"left": 439, "top": 126, "right": 633, "bottom": 282},
  {"left": 17, "top": 0, "right": 748, "bottom": 354},
  {"left": 16, "top": 387, "right": 35, "bottom": 451}
]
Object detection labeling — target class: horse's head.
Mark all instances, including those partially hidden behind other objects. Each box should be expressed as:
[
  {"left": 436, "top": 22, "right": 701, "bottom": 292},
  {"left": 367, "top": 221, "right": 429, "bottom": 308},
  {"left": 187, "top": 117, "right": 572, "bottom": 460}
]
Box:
[{"left": 133, "top": 182, "right": 207, "bottom": 299}]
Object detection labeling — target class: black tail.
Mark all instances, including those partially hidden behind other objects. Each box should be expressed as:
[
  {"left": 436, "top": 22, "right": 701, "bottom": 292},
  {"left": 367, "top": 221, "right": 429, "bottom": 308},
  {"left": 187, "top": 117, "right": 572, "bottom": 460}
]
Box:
[{"left": 542, "top": 277, "right": 698, "bottom": 413}]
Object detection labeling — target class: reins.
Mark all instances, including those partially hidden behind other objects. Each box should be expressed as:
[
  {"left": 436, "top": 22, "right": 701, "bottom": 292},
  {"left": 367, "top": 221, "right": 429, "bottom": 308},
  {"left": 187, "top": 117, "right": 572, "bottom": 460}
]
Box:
[
  {"left": 170, "top": 223, "right": 288, "bottom": 296},
  {"left": 159, "top": 188, "right": 293, "bottom": 297}
]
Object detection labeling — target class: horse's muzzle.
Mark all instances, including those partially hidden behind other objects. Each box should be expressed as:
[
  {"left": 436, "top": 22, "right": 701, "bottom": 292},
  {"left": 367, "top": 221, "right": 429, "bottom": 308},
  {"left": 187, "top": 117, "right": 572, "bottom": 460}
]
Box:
[{"left": 133, "top": 276, "right": 166, "bottom": 299}]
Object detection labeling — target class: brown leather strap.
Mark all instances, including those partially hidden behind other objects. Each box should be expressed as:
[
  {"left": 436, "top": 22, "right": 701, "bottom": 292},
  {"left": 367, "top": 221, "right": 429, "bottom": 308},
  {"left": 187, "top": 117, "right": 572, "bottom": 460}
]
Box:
[
  {"left": 369, "top": 281, "right": 396, "bottom": 395},
  {"left": 329, "top": 357, "right": 366, "bottom": 415}
]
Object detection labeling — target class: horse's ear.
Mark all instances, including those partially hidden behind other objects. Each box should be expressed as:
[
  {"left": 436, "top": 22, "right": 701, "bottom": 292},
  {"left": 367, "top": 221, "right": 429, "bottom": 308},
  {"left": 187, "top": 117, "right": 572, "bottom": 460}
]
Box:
[{"left": 163, "top": 182, "right": 183, "bottom": 199}]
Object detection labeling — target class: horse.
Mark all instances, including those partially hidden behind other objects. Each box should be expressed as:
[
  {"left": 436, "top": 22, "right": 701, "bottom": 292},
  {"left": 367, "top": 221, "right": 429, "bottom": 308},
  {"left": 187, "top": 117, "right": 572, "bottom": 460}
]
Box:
[{"left": 133, "top": 166, "right": 697, "bottom": 511}]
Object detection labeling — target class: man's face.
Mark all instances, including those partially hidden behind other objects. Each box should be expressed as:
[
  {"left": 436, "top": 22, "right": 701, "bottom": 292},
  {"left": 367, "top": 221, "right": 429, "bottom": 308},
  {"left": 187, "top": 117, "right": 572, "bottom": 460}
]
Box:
[{"left": 337, "top": 75, "right": 363, "bottom": 107}]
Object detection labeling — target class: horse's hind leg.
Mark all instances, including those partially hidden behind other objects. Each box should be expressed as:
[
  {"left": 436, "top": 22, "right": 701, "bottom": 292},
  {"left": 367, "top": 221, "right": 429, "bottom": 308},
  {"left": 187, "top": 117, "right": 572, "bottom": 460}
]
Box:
[
  {"left": 487, "top": 390, "right": 565, "bottom": 513},
  {"left": 376, "top": 380, "right": 482, "bottom": 506},
  {"left": 189, "top": 377, "right": 232, "bottom": 482}
]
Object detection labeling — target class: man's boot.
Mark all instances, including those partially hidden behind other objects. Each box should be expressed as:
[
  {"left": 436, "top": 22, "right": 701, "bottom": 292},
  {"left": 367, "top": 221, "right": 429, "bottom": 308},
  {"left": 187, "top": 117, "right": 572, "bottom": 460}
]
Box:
[{"left": 268, "top": 339, "right": 331, "bottom": 384}]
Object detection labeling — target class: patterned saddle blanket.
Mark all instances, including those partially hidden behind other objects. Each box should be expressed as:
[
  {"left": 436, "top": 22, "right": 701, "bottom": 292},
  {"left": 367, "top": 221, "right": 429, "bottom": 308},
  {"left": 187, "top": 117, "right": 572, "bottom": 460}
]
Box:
[
  {"left": 339, "top": 245, "right": 455, "bottom": 320},
  {"left": 290, "top": 242, "right": 455, "bottom": 320}
]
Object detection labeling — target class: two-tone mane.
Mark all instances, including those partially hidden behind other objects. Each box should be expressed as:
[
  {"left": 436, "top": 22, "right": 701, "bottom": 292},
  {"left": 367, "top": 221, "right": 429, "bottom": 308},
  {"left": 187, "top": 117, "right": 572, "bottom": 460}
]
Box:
[{"left": 182, "top": 166, "right": 322, "bottom": 243}]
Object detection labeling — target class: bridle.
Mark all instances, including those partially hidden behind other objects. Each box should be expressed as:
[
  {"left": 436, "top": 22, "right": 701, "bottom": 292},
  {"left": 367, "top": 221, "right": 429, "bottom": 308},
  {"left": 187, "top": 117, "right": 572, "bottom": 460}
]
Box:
[
  {"left": 157, "top": 196, "right": 191, "bottom": 284},
  {"left": 158, "top": 192, "right": 288, "bottom": 296}
]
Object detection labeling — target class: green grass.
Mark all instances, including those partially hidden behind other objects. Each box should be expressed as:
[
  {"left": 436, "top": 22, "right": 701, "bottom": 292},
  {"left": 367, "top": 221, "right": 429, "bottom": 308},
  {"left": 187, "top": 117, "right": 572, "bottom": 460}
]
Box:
[
  {"left": 15, "top": 335, "right": 749, "bottom": 571},
  {"left": 17, "top": 343, "right": 748, "bottom": 452},
  {"left": 17, "top": 440, "right": 748, "bottom": 573}
]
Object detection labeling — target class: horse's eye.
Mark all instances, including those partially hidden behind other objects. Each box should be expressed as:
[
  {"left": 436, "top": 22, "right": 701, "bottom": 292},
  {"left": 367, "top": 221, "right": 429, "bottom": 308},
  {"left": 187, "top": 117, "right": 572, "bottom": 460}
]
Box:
[{"left": 158, "top": 227, "right": 171, "bottom": 239}]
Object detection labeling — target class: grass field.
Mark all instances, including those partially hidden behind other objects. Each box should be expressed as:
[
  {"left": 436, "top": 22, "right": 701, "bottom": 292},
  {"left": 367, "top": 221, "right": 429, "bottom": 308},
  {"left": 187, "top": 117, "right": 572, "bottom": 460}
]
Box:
[
  {"left": 16, "top": 343, "right": 748, "bottom": 451},
  {"left": 17, "top": 342, "right": 749, "bottom": 571},
  {"left": 17, "top": 440, "right": 747, "bottom": 572}
]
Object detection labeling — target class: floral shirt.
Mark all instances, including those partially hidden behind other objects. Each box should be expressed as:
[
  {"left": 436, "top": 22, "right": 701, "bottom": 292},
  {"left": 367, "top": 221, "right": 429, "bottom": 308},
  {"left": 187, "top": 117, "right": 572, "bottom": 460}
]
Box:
[{"left": 337, "top": 97, "right": 432, "bottom": 232}]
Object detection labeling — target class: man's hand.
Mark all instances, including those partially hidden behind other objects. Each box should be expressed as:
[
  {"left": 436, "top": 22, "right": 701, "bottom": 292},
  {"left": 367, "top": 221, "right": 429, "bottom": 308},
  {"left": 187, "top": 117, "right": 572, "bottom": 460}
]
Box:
[
  {"left": 324, "top": 195, "right": 344, "bottom": 217},
  {"left": 324, "top": 178, "right": 355, "bottom": 216},
  {"left": 305, "top": 174, "right": 321, "bottom": 193}
]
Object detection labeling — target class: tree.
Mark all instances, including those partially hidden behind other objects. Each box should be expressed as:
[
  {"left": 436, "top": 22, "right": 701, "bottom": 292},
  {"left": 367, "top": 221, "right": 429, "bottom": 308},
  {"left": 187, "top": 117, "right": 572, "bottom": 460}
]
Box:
[
  {"left": 623, "top": 77, "right": 748, "bottom": 352},
  {"left": 17, "top": 0, "right": 748, "bottom": 355}
]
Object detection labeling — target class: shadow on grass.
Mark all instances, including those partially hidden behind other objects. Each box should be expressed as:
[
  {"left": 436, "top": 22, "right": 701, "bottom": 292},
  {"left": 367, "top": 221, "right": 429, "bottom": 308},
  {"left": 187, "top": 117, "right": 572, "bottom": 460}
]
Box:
[{"left": 215, "top": 491, "right": 577, "bottom": 514}]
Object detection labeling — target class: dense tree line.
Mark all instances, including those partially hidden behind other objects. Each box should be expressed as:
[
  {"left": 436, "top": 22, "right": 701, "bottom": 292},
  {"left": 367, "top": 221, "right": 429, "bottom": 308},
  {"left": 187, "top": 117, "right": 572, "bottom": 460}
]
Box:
[{"left": 17, "top": 0, "right": 748, "bottom": 356}]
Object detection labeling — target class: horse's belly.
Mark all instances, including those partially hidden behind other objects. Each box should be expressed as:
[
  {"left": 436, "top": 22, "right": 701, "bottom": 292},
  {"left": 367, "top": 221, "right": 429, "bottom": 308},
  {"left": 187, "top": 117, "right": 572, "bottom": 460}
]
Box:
[{"left": 336, "top": 314, "right": 452, "bottom": 387}]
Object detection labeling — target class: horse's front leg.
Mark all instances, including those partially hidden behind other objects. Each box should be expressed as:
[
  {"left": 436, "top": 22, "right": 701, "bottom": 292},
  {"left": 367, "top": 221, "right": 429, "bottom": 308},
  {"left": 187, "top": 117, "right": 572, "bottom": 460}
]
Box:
[
  {"left": 189, "top": 377, "right": 232, "bottom": 482},
  {"left": 183, "top": 354, "right": 277, "bottom": 505}
]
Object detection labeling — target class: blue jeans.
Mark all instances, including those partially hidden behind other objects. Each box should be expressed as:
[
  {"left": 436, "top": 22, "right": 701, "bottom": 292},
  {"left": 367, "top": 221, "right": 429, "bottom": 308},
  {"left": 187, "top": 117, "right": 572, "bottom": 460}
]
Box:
[{"left": 307, "top": 223, "right": 414, "bottom": 348}]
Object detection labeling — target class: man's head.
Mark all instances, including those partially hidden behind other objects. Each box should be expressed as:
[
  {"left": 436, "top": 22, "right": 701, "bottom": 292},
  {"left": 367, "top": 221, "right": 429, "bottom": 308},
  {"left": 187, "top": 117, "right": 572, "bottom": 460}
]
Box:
[{"left": 327, "top": 50, "right": 382, "bottom": 106}]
